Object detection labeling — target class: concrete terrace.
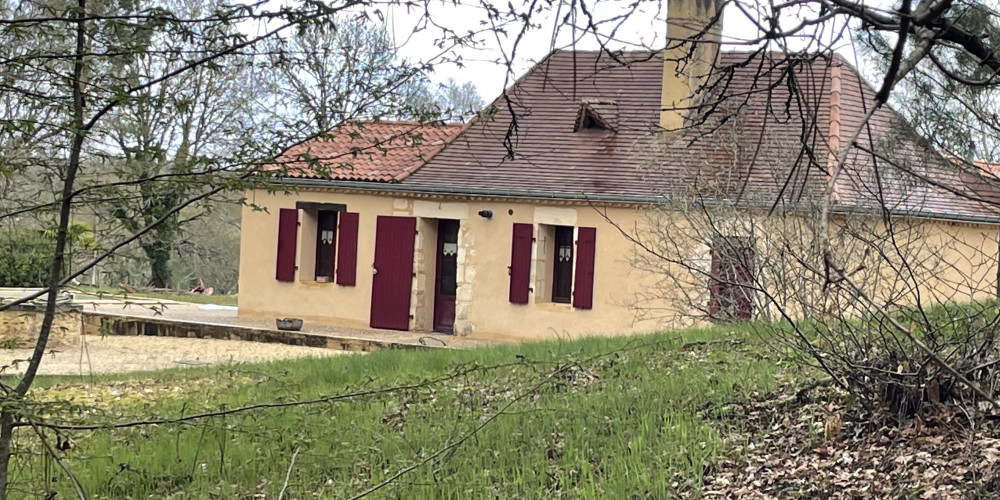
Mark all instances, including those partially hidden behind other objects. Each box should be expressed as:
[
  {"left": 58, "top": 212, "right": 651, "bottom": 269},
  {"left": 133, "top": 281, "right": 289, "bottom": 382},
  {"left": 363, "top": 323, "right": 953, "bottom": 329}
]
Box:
[{"left": 80, "top": 301, "right": 502, "bottom": 351}]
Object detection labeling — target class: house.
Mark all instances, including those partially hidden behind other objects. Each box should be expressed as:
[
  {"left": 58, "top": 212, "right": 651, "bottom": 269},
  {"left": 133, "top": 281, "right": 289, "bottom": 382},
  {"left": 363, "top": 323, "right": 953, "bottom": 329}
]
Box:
[{"left": 238, "top": 0, "right": 1000, "bottom": 341}]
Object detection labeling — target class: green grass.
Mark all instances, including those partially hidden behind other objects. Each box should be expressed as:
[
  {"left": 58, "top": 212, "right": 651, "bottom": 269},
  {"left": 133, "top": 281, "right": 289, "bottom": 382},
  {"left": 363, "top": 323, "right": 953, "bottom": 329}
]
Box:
[{"left": 13, "top": 325, "right": 804, "bottom": 499}]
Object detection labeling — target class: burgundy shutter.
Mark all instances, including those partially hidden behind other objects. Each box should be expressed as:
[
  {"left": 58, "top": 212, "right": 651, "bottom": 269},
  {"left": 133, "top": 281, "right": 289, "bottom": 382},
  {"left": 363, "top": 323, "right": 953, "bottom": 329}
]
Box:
[
  {"left": 336, "top": 212, "right": 359, "bottom": 286},
  {"left": 508, "top": 223, "right": 533, "bottom": 304},
  {"left": 572, "top": 227, "right": 596, "bottom": 309},
  {"left": 734, "top": 245, "right": 756, "bottom": 320},
  {"left": 708, "top": 247, "right": 723, "bottom": 316},
  {"left": 275, "top": 208, "right": 298, "bottom": 281}
]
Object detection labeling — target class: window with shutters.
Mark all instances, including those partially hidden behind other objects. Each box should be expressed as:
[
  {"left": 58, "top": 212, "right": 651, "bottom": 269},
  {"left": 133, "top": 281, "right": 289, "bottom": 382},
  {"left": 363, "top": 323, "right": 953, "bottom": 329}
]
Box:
[
  {"left": 281, "top": 205, "right": 359, "bottom": 286},
  {"left": 529, "top": 224, "right": 596, "bottom": 308}
]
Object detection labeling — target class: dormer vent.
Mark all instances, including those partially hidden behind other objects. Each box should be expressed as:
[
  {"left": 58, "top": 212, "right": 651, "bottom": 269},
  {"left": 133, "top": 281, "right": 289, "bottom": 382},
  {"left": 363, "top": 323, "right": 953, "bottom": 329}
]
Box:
[{"left": 574, "top": 99, "right": 618, "bottom": 133}]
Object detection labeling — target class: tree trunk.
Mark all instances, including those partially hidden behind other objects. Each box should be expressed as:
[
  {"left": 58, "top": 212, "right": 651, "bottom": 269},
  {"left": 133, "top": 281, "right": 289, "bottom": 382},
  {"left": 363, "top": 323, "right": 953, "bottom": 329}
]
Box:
[
  {"left": 144, "top": 242, "right": 172, "bottom": 289},
  {"left": 0, "top": 413, "right": 14, "bottom": 498},
  {"left": 0, "top": 0, "right": 88, "bottom": 495}
]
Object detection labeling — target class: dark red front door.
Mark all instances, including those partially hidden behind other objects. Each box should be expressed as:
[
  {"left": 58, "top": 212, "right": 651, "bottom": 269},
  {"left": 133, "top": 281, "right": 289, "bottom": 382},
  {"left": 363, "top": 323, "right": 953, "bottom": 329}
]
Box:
[
  {"left": 370, "top": 216, "right": 417, "bottom": 330},
  {"left": 433, "top": 219, "right": 459, "bottom": 333}
]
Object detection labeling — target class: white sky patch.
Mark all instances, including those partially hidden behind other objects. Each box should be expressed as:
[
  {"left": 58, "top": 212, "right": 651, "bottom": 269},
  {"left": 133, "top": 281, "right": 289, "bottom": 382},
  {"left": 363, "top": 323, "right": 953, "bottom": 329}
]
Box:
[
  {"left": 234, "top": 0, "right": 873, "bottom": 105},
  {"left": 381, "top": 0, "right": 866, "bottom": 100}
]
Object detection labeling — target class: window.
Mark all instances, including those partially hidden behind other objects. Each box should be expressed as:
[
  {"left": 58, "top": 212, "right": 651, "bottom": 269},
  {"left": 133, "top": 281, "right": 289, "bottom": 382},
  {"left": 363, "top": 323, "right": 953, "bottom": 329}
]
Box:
[
  {"left": 314, "top": 210, "right": 337, "bottom": 281},
  {"left": 552, "top": 226, "right": 574, "bottom": 303}
]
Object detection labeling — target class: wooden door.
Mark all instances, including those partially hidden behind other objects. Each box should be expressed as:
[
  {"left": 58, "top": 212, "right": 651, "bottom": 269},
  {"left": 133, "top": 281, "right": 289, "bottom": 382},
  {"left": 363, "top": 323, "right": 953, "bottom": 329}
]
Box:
[
  {"left": 370, "top": 216, "right": 416, "bottom": 330},
  {"left": 433, "top": 219, "right": 460, "bottom": 333}
]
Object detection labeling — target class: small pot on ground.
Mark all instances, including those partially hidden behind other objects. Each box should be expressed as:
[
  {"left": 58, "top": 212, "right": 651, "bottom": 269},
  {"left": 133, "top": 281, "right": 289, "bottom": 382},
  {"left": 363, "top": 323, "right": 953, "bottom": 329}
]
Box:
[{"left": 275, "top": 318, "right": 303, "bottom": 331}]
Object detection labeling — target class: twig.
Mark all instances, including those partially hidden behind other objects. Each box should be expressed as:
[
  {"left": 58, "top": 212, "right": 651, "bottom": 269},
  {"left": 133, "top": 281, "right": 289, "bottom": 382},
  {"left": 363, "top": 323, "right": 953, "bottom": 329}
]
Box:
[
  {"left": 418, "top": 336, "right": 448, "bottom": 347},
  {"left": 19, "top": 363, "right": 519, "bottom": 431},
  {"left": 27, "top": 421, "right": 86, "bottom": 500},
  {"left": 681, "top": 339, "right": 745, "bottom": 349},
  {"left": 77, "top": 334, "right": 93, "bottom": 379},
  {"left": 277, "top": 446, "right": 300, "bottom": 500},
  {"left": 795, "top": 378, "right": 834, "bottom": 402}
]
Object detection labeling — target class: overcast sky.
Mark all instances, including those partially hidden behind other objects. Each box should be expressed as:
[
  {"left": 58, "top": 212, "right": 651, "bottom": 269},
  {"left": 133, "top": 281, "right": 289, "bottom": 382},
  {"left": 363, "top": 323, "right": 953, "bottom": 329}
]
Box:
[{"left": 383, "top": 0, "right": 861, "bottom": 100}]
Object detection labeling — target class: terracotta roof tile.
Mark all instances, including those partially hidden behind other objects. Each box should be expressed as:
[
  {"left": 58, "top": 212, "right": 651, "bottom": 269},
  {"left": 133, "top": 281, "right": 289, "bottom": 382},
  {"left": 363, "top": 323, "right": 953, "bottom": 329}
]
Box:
[{"left": 269, "top": 121, "right": 464, "bottom": 182}]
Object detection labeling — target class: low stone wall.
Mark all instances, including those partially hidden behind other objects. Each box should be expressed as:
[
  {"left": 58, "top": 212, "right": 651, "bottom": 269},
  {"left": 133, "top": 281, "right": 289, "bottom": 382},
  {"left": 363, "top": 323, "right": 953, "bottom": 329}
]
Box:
[
  {"left": 81, "top": 312, "right": 430, "bottom": 352},
  {"left": 0, "top": 306, "right": 81, "bottom": 348}
]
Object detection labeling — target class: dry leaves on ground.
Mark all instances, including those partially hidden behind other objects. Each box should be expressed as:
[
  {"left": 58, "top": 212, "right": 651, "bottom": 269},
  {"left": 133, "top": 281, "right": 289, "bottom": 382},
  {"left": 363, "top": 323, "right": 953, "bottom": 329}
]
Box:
[{"left": 690, "top": 385, "right": 1000, "bottom": 499}]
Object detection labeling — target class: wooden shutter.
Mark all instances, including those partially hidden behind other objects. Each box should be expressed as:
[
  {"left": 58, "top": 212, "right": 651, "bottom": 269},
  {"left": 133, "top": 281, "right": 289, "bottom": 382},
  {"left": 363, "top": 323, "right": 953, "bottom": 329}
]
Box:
[
  {"left": 508, "top": 223, "right": 533, "bottom": 304},
  {"left": 708, "top": 247, "right": 723, "bottom": 316},
  {"left": 709, "top": 238, "right": 755, "bottom": 321},
  {"left": 572, "top": 227, "right": 596, "bottom": 309},
  {"left": 734, "top": 245, "right": 756, "bottom": 320},
  {"left": 275, "top": 208, "right": 298, "bottom": 281},
  {"left": 336, "top": 212, "right": 359, "bottom": 286}
]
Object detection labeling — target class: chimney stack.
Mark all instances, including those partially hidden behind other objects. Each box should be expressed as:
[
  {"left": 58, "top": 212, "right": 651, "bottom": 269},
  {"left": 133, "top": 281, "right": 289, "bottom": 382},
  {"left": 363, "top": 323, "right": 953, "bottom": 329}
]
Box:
[{"left": 660, "top": 0, "right": 724, "bottom": 131}]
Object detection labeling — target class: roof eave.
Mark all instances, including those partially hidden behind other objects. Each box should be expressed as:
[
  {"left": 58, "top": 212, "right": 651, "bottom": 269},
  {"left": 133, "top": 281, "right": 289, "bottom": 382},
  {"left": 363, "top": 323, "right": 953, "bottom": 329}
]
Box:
[
  {"left": 266, "top": 178, "right": 1000, "bottom": 224},
  {"left": 268, "top": 177, "right": 668, "bottom": 204}
]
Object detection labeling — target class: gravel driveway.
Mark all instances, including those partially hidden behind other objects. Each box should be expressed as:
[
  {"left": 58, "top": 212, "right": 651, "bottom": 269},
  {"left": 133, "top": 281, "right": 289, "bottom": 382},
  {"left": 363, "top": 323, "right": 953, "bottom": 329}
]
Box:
[{"left": 0, "top": 335, "right": 349, "bottom": 376}]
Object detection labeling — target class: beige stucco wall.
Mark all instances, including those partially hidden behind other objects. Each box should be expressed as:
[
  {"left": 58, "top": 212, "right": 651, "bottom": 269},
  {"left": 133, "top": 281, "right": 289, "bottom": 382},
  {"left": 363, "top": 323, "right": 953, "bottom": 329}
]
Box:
[
  {"left": 629, "top": 206, "right": 1000, "bottom": 324},
  {"left": 239, "top": 188, "right": 1000, "bottom": 341},
  {"left": 239, "top": 189, "right": 674, "bottom": 341}
]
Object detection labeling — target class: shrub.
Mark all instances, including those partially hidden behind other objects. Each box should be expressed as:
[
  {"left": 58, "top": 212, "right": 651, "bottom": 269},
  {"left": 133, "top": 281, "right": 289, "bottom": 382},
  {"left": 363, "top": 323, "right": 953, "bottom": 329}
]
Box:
[{"left": 0, "top": 228, "right": 54, "bottom": 287}]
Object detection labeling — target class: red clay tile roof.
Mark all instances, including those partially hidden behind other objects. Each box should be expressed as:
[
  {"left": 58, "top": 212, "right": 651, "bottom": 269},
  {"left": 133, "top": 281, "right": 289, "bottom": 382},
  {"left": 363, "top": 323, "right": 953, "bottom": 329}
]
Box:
[
  {"left": 269, "top": 121, "right": 464, "bottom": 182},
  {"left": 402, "top": 50, "right": 1000, "bottom": 221}
]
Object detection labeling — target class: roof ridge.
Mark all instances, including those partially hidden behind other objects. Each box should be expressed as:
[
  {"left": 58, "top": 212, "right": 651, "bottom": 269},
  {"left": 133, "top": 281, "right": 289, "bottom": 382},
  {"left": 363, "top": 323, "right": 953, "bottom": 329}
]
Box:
[
  {"left": 827, "top": 58, "right": 843, "bottom": 203},
  {"left": 394, "top": 120, "right": 475, "bottom": 181},
  {"left": 345, "top": 119, "right": 466, "bottom": 128}
]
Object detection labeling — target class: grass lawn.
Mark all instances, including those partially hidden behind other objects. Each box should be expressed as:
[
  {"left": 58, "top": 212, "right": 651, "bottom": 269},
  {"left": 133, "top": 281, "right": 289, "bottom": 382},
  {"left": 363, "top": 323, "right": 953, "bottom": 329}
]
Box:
[{"left": 15, "top": 325, "right": 810, "bottom": 499}]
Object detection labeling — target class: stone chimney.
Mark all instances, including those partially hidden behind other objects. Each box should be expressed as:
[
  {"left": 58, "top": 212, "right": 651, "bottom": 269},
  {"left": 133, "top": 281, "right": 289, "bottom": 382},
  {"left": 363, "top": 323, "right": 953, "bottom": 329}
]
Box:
[{"left": 660, "top": 0, "right": 724, "bottom": 131}]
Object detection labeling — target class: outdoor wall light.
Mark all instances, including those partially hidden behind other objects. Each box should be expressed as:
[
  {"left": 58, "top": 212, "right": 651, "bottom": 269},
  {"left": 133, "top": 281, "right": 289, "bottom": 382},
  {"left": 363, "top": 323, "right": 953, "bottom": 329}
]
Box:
[{"left": 478, "top": 209, "right": 494, "bottom": 219}]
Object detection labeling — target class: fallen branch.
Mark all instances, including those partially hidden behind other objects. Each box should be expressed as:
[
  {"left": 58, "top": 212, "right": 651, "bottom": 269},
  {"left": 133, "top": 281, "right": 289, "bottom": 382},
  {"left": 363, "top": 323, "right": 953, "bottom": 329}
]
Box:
[
  {"left": 796, "top": 378, "right": 835, "bottom": 402},
  {"left": 277, "top": 446, "right": 300, "bottom": 500},
  {"left": 681, "top": 338, "right": 746, "bottom": 350}
]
